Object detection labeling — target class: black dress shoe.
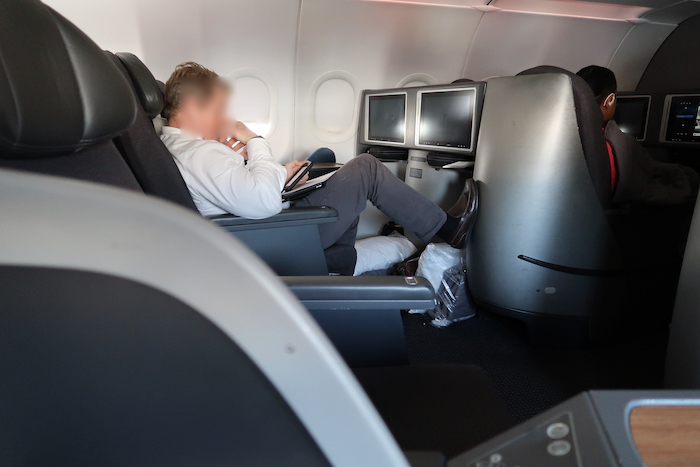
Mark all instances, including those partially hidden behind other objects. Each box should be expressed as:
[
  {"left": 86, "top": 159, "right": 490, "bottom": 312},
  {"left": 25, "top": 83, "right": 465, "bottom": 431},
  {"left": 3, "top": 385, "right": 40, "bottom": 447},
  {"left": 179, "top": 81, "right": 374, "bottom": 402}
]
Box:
[{"left": 445, "top": 179, "right": 479, "bottom": 249}]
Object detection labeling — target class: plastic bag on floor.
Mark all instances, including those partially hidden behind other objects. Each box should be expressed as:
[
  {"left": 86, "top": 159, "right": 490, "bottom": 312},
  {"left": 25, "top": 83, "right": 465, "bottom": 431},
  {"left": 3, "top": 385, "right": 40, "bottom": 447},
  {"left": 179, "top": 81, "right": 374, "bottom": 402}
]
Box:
[
  {"left": 428, "top": 265, "right": 477, "bottom": 327},
  {"left": 408, "top": 243, "right": 463, "bottom": 314},
  {"left": 414, "top": 243, "right": 463, "bottom": 290}
]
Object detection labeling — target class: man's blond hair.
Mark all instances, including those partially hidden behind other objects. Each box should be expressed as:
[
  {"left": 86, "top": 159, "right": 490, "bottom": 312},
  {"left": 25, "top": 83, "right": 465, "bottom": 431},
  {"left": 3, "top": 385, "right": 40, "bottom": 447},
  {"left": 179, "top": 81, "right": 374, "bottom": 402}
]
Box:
[{"left": 162, "top": 62, "right": 224, "bottom": 120}]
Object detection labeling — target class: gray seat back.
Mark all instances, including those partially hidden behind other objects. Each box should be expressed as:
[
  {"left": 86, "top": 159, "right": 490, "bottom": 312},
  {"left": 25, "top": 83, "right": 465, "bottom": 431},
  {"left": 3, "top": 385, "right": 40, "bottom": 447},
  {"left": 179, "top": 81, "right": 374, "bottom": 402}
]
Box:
[
  {"left": 0, "top": 168, "right": 407, "bottom": 466},
  {"left": 0, "top": 1, "right": 407, "bottom": 464},
  {"left": 110, "top": 52, "right": 200, "bottom": 212},
  {"left": 666, "top": 190, "right": 700, "bottom": 388},
  {"left": 0, "top": 0, "right": 140, "bottom": 191},
  {"left": 466, "top": 71, "right": 624, "bottom": 341},
  {"left": 518, "top": 66, "right": 613, "bottom": 208}
]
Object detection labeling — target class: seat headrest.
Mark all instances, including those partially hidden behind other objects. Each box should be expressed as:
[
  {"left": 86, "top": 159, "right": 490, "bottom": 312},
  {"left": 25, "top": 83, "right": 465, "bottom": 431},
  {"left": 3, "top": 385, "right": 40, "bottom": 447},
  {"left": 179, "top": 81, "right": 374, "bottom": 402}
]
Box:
[
  {"left": 0, "top": 0, "right": 136, "bottom": 158},
  {"left": 517, "top": 65, "right": 612, "bottom": 207},
  {"left": 517, "top": 65, "right": 573, "bottom": 78},
  {"left": 116, "top": 53, "right": 164, "bottom": 119}
]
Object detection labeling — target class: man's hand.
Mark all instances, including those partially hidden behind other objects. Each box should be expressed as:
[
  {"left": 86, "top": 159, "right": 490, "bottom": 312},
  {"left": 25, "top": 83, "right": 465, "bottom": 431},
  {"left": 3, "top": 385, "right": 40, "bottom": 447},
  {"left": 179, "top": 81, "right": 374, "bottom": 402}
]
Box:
[
  {"left": 285, "top": 160, "right": 310, "bottom": 185},
  {"left": 218, "top": 136, "right": 249, "bottom": 161},
  {"left": 223, "top": 121, "right": 258, "bottom": 145}
]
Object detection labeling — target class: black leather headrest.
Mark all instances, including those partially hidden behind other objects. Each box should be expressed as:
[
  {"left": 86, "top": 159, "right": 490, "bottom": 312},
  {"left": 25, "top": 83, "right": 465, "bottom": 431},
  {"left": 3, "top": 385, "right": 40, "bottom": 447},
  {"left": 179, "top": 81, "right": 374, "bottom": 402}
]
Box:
[
  {"left": 0, "top": 0, "right": 136, "bottom": 157},
  {"left": 116, "top": 53, "right": 164, "bottom": 119},
  {"left": 518, "top": 66, "right": 612, "bottom": 208}
]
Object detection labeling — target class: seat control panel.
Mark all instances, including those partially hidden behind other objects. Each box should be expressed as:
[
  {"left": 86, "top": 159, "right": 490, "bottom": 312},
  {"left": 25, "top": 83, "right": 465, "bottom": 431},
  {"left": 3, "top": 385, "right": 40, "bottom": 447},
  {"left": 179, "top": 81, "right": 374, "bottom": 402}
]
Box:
[{"left": 467, "top": 413, "right": 580, "bottom": 467}]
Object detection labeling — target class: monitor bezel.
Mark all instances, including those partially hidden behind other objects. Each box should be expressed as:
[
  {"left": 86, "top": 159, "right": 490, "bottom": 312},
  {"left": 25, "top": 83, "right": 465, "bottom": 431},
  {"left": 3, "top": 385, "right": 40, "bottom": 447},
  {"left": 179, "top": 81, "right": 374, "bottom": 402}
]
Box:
[
  {"left": 414, "top": 87, "right": 478, "bottom": 154},
  {"left": 660, "top": 93, "right": 700, "bottom": 144},
  {"left": 615, "top": 95, "right": 651, "bottom": 142},
  {"left": 364, "top": 91, "right": 408, "bottom": 147}
]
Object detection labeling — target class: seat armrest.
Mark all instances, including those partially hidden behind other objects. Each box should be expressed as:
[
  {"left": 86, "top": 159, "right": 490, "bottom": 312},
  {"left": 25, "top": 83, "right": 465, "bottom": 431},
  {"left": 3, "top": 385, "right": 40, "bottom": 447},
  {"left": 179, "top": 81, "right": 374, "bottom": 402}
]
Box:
[
  {"left": 209, "top": 206, "right": 338, "bottom": 231},
  {"left": 283, "top": 276, "right": 435, "bottom": 310}
]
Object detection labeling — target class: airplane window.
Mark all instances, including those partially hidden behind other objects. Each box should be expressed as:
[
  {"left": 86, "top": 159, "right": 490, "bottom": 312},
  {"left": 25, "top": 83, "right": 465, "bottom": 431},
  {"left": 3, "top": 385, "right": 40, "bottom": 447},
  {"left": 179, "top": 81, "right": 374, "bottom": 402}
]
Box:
[
  {"left": 315, "top": 79, "right": 355, "bottom": 134},
  {"left": 228, "top": 76, "right": 271, "bottom": 137},
  {"left": 403, "top": 81, "right": 429, "bottom": 88}
]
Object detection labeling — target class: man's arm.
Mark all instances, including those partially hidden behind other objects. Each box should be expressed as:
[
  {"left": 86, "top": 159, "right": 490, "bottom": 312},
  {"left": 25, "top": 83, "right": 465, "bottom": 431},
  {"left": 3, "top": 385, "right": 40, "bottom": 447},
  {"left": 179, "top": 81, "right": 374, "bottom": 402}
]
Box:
[{"left": 187, "top": 137, "right": 286, "bottom": 219}]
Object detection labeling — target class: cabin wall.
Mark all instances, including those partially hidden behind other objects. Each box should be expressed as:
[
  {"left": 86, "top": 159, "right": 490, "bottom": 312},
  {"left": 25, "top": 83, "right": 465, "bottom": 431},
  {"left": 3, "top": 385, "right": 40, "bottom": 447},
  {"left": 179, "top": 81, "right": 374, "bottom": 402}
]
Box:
[
  {"left": 633, "top": 14, "right": 700, "bottom": 151},
  {"left": 45, "top": 0, "right": 677, "bottom": 163},
  {"left": 637, "top": 15, "right": 700, "bottom": 93}
]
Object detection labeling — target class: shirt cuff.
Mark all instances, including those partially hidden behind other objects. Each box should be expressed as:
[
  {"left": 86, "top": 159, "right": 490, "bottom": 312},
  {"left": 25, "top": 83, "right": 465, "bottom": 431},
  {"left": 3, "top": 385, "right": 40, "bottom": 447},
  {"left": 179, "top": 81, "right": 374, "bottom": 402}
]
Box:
[{"left": 245, "top": 136, "right": 269, "bottom": 157}]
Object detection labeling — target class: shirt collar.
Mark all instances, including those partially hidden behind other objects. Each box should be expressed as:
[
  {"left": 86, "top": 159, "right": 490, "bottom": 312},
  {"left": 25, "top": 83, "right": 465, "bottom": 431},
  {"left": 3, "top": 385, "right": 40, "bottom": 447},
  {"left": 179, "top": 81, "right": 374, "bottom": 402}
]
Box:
[{"left": 161, "top": 125, "right": 202, "bottom": 140}]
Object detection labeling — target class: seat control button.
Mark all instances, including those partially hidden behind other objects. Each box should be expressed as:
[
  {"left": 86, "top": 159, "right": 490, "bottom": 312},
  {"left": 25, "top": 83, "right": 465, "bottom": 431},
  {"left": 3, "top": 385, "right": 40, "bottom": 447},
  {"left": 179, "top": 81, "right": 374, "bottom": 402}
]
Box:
[
  {"left": 546, "top": 422, "right": 570, "bottom": 439},
  {"left": 547, "top": 440, "right": 571, "bottom": 456}
]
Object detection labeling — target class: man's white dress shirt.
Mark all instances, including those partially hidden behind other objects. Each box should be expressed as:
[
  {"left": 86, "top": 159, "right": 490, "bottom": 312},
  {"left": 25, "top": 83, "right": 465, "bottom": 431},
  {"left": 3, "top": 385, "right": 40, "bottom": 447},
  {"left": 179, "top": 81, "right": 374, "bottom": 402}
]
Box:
[{"left": 160, "top": 126, "right": 286, "bottom": 219}]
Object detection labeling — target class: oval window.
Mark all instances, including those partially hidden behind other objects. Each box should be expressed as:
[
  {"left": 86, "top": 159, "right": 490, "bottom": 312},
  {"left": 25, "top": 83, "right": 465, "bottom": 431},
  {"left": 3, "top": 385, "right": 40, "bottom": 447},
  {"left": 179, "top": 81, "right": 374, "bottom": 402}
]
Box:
[
  {"left": 229, "top": 76, "right": 271, "bottom": 136},
  {"left": 314, "top": 79, "right": 355, "bottom": 134}
]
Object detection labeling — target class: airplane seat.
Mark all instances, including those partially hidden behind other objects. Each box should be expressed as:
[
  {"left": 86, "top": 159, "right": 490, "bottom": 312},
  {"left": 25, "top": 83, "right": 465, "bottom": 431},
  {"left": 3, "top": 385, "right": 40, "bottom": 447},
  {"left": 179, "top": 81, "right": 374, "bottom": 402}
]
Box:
[
  {"left": 0, "top": 0, "right": 139, "bottom": 191},
  {"left": 109, "top": 52, "right": 200, "bottom": 213},
  {"left": 466, "top": 66, "right": 626, "bottom": 345},
  {"left": 665, "top": 188, "right": 700, "bottom": 388},
  {"left": 0, "top": 164, "right": 514, "bottom": 465},
  {"left": 518, "top": 66, "right": 614, "bottom": 207},
  {"left": 110, "top": 51, "right": 357, "bottom": 276},
  {"left": 520, "top": 68, "right": 686, "bottom": 327},
  {"left": 0, "top": 0, "right": 439, "bottom": 369},
  {"left": 0, "top": 3, "right": 516, "bottom": 460}
]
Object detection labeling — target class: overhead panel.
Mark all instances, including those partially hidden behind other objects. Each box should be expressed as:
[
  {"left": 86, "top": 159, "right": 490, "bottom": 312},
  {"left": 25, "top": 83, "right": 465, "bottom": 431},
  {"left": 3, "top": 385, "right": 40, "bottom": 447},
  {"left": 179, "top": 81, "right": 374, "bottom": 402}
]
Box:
[
  {"left": 607, "top": 22, "right": 676, "bottom": 91},
  {"left": 463, "top": 11, "right": 633, "bottom": 82},
  {"left": 37, "top": 0, "right": 700, "bottom": 161},
  {"left": 641, "top": 0, "right": 700, "bottom": 24},
  {"left": 490, "top": 0, "right": 651, "bottom": 20}
]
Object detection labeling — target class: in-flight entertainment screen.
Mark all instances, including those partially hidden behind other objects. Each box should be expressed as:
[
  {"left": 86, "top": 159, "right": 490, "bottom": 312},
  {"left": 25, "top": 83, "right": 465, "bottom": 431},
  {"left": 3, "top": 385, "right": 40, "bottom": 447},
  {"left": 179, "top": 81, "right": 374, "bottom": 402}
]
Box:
[
  {"left": 665, "top": 95, "right": 700, "bottom": 143},
  {"left": 614, "top": 96, "right": 650, "bottom": 141},
  {"left": 367, "top": 94, "right": 406, "bottom": 144},
  {"left": 417, "top": 89, "right": 475, "bottom": 151}
]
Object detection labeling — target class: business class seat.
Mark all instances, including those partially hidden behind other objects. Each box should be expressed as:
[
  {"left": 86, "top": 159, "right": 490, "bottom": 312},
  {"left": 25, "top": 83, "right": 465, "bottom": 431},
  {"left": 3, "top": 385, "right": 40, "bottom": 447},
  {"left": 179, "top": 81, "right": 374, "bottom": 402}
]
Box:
[
  {"left": 466, "top": 67, "right": 626, "bottom": 345},
  {"left": 665, "top": 188, "right": 700, "bottom": 388},
  {"left": 0, "top": 2, "right": 514, "bottom": 462},
  {"left": 111, "top": 52, "right": 439, "bottom": 367},
  {"left": 467, "top": 66, "right": 687, "bottom": 345},
  {"left": 0, "top": 0, "right": 442, "bottom": 368},
  {"left": 110, "top": 51, "right": 354, "bottom": 276},
  {"left": 0, "top": 167, "right": 514, "bottom": 465}
]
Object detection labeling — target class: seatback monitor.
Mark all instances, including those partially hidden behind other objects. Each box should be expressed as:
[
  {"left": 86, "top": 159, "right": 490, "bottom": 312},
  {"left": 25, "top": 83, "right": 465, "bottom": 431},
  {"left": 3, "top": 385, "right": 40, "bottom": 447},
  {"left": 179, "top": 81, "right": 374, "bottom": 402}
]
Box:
[
  {"left": 664, "top": 95, "right": 700, "bottom": 143},
  {"left": 416, "top": 88, "right": 475, "bottom": 152},
  {"left": 614, "top": 96, "right": 650, "bottom": 141},
  {"left": 366, "top": 93, "right": 406, "bottom": 144}
]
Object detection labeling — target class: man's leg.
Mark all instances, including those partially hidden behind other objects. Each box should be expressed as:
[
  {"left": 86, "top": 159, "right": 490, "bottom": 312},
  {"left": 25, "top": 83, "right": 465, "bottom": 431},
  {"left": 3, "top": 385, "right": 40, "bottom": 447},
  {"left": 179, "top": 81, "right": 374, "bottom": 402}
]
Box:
[{"left": 296, "top": 154, "right": 446, "bottom": 249}]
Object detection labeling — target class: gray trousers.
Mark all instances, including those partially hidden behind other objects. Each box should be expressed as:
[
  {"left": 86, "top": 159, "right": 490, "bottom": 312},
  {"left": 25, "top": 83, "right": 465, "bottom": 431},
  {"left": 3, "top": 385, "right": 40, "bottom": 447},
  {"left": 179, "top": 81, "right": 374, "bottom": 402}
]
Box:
[{"left": 296, "top": 154, "right": 447, "bottom": 249}]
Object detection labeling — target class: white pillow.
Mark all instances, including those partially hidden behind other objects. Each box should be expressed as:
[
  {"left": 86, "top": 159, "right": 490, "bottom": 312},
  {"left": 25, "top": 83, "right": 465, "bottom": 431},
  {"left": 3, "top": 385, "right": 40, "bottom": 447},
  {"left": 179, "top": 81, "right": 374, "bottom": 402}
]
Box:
[{"left": 353, "top": 234, "right": 417, "bottom": 276}]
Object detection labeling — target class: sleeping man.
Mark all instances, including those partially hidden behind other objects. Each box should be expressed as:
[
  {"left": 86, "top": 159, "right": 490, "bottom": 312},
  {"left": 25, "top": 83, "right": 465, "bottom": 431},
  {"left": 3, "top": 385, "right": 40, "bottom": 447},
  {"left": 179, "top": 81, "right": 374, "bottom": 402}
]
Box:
[{"left": 159, "top": 61, "right": 479, "bottom": 267}]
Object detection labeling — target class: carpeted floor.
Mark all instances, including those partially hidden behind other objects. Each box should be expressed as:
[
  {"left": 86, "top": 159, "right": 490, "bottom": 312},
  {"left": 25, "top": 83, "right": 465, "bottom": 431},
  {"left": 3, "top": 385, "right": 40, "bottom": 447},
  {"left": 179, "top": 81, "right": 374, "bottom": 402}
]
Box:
[{"left": 403, "top": 310, "right": 669, "bottom": 423}]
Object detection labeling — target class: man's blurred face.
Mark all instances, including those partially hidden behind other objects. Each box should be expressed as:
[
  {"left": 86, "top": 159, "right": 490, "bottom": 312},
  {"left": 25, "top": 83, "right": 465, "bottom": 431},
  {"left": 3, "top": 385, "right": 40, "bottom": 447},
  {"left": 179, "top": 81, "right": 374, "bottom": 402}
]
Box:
[{"left": 179, "top": 83, "right": 229, "bottom": 140}]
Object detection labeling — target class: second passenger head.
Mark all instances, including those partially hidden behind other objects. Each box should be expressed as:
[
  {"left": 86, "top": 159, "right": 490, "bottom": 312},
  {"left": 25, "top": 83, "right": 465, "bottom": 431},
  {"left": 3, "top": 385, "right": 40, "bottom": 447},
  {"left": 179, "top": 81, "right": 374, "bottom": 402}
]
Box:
[{"left": 577, "top": 65, "right": 618, "bottom": 124}]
